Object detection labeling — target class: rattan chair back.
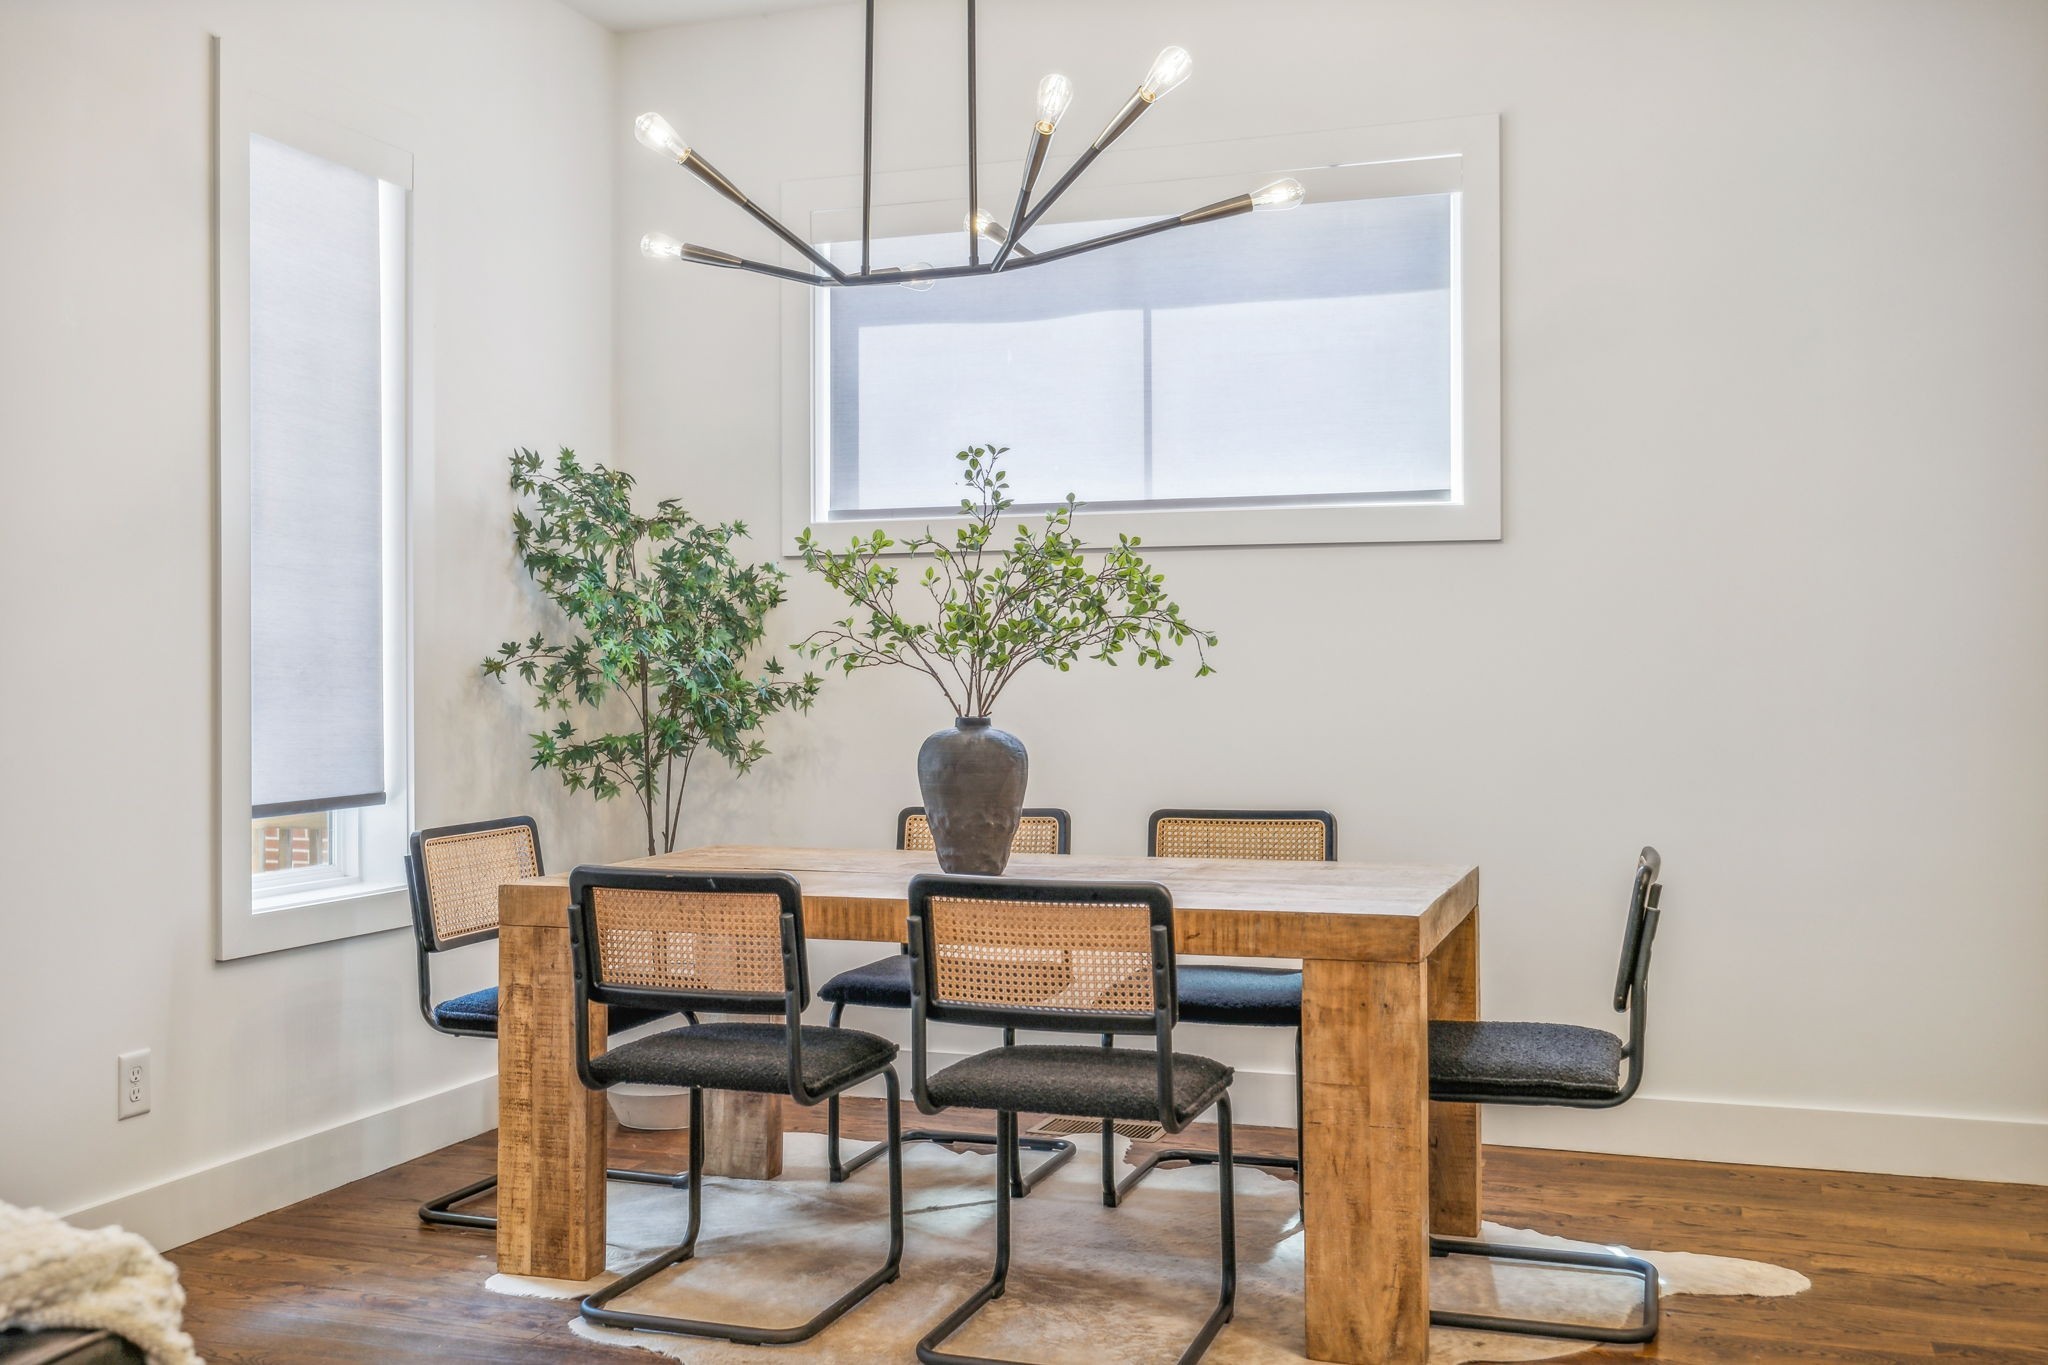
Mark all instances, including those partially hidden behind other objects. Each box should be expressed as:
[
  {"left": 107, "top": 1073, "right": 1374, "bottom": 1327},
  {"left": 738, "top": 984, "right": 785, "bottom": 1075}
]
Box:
[
  {"left": 569, "top": 867, "right": 807, "bottom": 1017},
  {"left": 1147, "top": 808, "right": 1336, "bottom": 862},
  {"left": 408, "top": 816, "right": 542, "bottom": 952},
  {"left": 898, "top": 807, "right": 1071, "bottom": 856},
  {"left": 908, "top": 875, "right": 1175, "bottom": 1037}
]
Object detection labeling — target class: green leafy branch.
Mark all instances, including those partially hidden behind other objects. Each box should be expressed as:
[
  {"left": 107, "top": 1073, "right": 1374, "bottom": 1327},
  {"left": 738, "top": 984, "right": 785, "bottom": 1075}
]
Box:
[
  {"left": 794, "top": 445, "right": 1216, "bottom": 717},
  {"left": 483, "top": 447, "right": 818, "bottom": 854}
]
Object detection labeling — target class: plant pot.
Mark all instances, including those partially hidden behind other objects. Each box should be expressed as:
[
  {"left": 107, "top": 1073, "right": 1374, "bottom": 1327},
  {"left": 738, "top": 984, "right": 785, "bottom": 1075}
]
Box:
[
  {"left": 607, "top": 1084, "right": 693, "bottom": 1131},
  {"left": 916, "top": 716, "right": 1029, "bottom": 874}
]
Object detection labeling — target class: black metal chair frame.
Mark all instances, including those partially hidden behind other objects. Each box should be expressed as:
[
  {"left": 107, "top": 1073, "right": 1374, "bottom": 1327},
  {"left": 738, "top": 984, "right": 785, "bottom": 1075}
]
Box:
[
  {"left": 906, "top": 874, "right": 1236, "bottom": 1365},
  {"left": 1099, "top": 808, "right": 1335, "bottom": 1208},
  {"left": 567, "top": 866, "right": 904, "bottom": 1346},
  {"left": 1424, "top": 846, "right": 1667, "bottom": 1344},
  {"left": 824, "top": 808, "right": 1079, "bottom": 1198},
  {"left": 405, "top": 818, "right": 690, "bottom": 1231}
]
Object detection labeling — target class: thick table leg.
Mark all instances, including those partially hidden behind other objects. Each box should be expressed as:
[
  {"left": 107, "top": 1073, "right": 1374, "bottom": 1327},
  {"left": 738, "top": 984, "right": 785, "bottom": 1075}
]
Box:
[
  {"left": 701, "top": 1090, "right": 785, "bottom": 1179},
  {"left": 1428, "top": 906, "right": 1482, "bottom": 1238},
  {"left": 1302, "top": 957, "right": 1430, "bottom": 1364},
  {"left": 497, "top": 890, "right": 608, "bottom": 1279}
]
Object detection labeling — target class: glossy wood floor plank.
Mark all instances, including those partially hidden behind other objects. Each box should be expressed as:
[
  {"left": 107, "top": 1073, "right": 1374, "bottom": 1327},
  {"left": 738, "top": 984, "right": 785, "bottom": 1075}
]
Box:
[{"left": 166, "top": 1100, "right": 2048, "bottom": 1363}]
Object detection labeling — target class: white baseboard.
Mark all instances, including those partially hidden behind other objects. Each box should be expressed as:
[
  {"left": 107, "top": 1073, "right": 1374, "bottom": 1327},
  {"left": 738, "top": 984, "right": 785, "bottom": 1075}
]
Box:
[
  {"left": 64, "top": 1074, "right": 498, "bottom": 1252},
  {"left": 1482, "top": 1092, "right": 2048, "bottom": 1185},
  {"left": 852, "top": 1061, "right": 2048, "bottom": 1184},
  {"left": 61, "top": 1063, "right": 2044, "bottom": 1258}
]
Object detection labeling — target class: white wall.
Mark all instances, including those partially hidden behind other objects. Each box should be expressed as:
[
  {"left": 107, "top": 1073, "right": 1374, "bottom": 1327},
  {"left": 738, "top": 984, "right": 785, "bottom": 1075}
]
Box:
[
  {"left": 0, "top": 0, "right": 636, "bottom": 1244},
  {"left": 0, "top": 0, "right": 2041, "bottom": 1257},
  {"left": 613, "top": 0, "right": 2048, "bottom": 1181}
]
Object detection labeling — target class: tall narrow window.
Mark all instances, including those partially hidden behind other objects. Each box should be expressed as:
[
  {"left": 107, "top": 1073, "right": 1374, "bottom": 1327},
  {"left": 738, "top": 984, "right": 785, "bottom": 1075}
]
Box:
[{"left": 218, "top": 42, "right": 415, "bottom": 957}]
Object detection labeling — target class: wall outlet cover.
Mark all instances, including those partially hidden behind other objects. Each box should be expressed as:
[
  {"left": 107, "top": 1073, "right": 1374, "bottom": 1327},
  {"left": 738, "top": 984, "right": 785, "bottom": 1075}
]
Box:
[{"left": 118, "top": 1048, "right": 151, "bottom": 1120}]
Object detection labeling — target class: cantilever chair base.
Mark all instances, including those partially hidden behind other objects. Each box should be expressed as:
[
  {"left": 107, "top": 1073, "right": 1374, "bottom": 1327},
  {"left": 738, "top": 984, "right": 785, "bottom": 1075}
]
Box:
[
  {"left": 825, "top": 1007, "right": 1076, "bottom": 1198},
  {"left": 831, "top": 1123, "right": 1077, "bottom": 1196},
  {"left": 1427, "top": 1235, "right": 1661, "bottom": 1344},
  {"left": 1103, "top": 1143, "right": 1297, "bottom": 1210},
  {"left": 917, "top": 1110, "right": 1237, "bottom": 1365},
  {"left": 1100, "top": 1029, "right": 1304, "bottom": 1209},
  {"left": 418, "top": 1165, "right": 693, "bottom": 1231},
  {"left": 582, "top": 1080, "right": 905, "bottom": 1345}
]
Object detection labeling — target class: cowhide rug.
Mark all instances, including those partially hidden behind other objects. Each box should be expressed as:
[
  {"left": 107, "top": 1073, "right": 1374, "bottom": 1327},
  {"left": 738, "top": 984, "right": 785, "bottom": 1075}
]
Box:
[{"left": 488, "top": 1132, "right": 1807, "bottom": 1363}]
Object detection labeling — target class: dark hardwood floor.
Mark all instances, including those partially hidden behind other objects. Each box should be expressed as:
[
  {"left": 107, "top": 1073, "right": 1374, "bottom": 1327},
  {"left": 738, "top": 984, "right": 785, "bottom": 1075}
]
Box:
[{"left": 166, "top": 1099, "right": 2048, "bottom": 1362}]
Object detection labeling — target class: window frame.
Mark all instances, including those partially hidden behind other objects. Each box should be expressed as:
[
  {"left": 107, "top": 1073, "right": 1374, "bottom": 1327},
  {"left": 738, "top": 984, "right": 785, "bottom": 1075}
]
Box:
[
  {"left": 778, "top": 114, "right": 1500, "bottom": 554},
  {"left": 215, "top": 38, "right": 423, "bottom": 960},
  {"left": 250, "top": 809, "right": 360, "bottom": 902}
]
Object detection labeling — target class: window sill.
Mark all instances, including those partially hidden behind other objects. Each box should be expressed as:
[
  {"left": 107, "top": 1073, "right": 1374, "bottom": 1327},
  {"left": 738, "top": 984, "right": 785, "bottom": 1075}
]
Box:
[
  {"left": 790, "top": 494, "right": 1500, "bottom": 556},
  {"left": 221, "top": 881, "right": 412, "bottom": 961},
  {"left": 253, "top": 875, "right": 406, "bottom": 917}
]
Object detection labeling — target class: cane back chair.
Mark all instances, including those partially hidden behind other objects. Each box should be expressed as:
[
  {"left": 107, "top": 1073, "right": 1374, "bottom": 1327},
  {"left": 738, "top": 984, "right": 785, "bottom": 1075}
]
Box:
[
  {"left": 818, "top": 807, "right": 1078, "bottom": 1196},
  {"left": 1424, "top": 846, "right": 1669, "bottom": 1344},
  {"left": 567, "top": 867, "right": 904, "bottom": 1347},
  {"left": 907, "top": 874, "right": 1237, "bottom": 1365},
  {"left": 1099, "top": 808, "right": 1334, "bottom": 1206},
  {"left": 405, "top": 816, "right": 687, "bottom": 1228}
]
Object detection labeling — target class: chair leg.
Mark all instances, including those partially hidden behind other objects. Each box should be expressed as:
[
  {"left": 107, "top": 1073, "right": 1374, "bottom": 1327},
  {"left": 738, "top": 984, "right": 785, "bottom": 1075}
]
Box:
[
  {"left": 1427, "top": 1235, "right": 1661, "bottom": 1344},
  {"left": 582, "top": 1079, "right": 907, "bottom": 1346},
  {"left": 418, "top": 1173, "right": 499, "bottom": 1229},
  {"left": 828, "top": 1010, "right": 1074, "bottom": 1196},
  {"left": 419, "top": 1166, "right": 692, "bottom": 1231},
  {"left": 1099, "top": 1032, "right": 1303, "bottom": 1210},
  {"left": 923, "top": 1105, "right": 1237, "bottom": 1365}
]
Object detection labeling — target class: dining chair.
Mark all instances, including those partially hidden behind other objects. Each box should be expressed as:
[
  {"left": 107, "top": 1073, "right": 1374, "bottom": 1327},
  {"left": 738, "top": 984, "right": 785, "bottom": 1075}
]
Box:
[
  {"left": 907, "top": 873, "right": 1238, "bottom": 1365},
  {"left": 1424, "top": 846, "right": 1668, "bottom": 1344},
  {"left": 817, "top": 807, "right": 1078, "bottom": 1196},
  {"left": 405, "top": 816, "right": 690, "bottom": 1229},
  {"left": 1098, "top": 808, "right": 1334, "bottom": 1207},
  {"left": 566, "top": 866, "right": 905, "bottom": 1346}
]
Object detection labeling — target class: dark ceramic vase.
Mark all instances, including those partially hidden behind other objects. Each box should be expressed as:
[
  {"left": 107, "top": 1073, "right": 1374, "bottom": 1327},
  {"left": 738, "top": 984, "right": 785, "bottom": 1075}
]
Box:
[{"left": 916, "top": 717, "right": 1029, "bottom": 874}]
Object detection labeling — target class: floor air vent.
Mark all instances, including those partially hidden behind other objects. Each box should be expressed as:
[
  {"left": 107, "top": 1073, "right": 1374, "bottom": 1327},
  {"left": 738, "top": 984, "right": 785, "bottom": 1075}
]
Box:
[{"left": 1023, "top": 1116, "right": 1167, "bottom": 1142}]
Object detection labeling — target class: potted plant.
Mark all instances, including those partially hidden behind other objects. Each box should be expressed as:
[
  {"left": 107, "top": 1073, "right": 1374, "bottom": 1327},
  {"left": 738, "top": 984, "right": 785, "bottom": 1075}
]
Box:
[
  {"left": 484, "top": 447, "right": 818, "bottom": 855},
  {"left": 796, "top": 445, "right": 1215, "bottom": 873}
]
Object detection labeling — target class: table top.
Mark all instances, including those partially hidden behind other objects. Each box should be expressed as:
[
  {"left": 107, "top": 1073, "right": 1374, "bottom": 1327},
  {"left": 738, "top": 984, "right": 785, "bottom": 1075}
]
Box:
[{"left": 506, "top": 845, "right": 1478, "bottom": 962}]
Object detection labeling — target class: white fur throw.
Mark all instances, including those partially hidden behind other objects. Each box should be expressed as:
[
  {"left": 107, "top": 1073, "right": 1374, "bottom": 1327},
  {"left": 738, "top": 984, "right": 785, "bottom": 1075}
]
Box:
[{"left": 0, "top": 1204, "right": 200, "bottom": 1365}]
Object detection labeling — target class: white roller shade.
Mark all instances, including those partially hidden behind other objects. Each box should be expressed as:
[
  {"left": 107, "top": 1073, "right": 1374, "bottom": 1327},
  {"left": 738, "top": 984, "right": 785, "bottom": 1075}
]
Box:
[
  {"left": 247, "top": 134, "right": 386, "bottom": 819},
  {"left": 822, "top": 192, "right": 1456, "bottom": 516}
]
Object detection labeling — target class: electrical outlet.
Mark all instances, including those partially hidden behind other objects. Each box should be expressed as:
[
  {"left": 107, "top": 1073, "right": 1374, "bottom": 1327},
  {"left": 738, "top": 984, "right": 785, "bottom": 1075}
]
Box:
[{"left": 117, "top": 1049, "right": 151, "bottom": 1120}]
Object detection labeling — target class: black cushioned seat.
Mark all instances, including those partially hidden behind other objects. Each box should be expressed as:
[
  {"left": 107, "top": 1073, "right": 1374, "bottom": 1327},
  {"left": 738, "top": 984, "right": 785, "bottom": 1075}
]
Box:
[
  {"left": 1430, "top": 1020, "right": 1626, "bottom": 1101},
  {"left": 817, "top": 953, "right": 913, "bottom": 1009},
  {"left": 431, "top": 986, "right": 668, "bottom": 1035},
  {"left": 1174, "top": 964, "right": 1302, "bottom": 1027},
  {"left": 589, "top": 1021, "right": 898, "bottom": 1096},
  {"left": 924, "top": 1044, "right": 1233, "bottom": 1126},
  {"left": 821, "top": 958, "right": 1308, "bottom": 1027}
]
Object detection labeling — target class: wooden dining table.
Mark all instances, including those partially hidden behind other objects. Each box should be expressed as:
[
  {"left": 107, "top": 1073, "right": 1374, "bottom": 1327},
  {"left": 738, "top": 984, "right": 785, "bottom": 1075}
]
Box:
[{"left": 494, "top": 844, "right": 1480, "bottom": 1365}]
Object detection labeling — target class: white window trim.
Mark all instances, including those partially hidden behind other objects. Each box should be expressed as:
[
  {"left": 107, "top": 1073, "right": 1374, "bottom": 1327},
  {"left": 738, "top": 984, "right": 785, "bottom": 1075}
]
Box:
[
  {"left": 250, "top": 809, "right": 361, "bottom": 903},
  {"left": 778, "top": 114, "right": 1500, "bottom": 554},
  {"left": 215, "top": 37, "right": 428, "bottom": 960}
]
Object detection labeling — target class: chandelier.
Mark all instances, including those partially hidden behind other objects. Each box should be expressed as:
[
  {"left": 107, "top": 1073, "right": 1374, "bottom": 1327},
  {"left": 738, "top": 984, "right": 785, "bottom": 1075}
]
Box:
[{"left": 635, "top": 0, "right": 1305, "bottom": 290}]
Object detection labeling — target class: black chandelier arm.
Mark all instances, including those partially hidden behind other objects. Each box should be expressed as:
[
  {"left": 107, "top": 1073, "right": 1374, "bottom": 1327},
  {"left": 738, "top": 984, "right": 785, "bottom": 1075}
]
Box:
[
  {"left": 679, "top": 242, "right": 838, "bottom": 286},
  {"left": 1004, "top": 192, "right": 1255, "bottom": 270},
  {"left": 862, "top": 0, "right": 875, "bottom": 275},
  {"left": 987, "top": 126, "right": 1053, "bottom": 272},
  {"left": 679, "top": 148, "right": 849, "bottom": 283},
  {"left": 991, "top": 143, "right": 1100, "bottom": 270},
  {"left": 993, "top": 84, "right": 1160, "bottom": 271},
  {"left": 1093, "top": 88, "right": 1154, "bottom": 153},
  {"left": 965, "top": 0, "right": 979, "bottom": 266},
  {"left": 841, "top": 261, "right": 988, "bottom": 287}
]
